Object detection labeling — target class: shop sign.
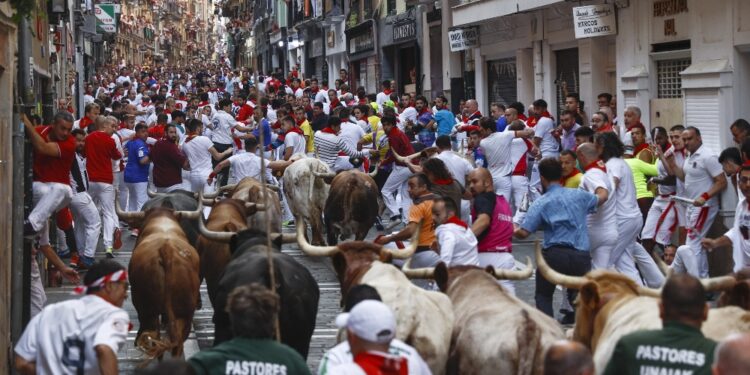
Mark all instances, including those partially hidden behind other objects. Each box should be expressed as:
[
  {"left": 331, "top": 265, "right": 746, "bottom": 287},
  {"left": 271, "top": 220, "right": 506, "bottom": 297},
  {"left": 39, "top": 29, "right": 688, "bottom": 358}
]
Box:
[
  {"left": 653, "top": 0, "right": 688, "bottom": 17},
  {"left": 572, "top": 4, "right": 617, "bottom": 39},
  {"left": 393, "top": 19, "right": 416, "bottom": 43},
  {"left": 312, "top": 38, "right": 324, "bottom": 57},
  {"left": 95, "top": 4, "right": 117, "bottom": 33},
  {"left": 448, "top": 27, "right": 478, "bottom": 52},
  {"left": 349, "top": 33, "right": 374, "bottom": 54}
]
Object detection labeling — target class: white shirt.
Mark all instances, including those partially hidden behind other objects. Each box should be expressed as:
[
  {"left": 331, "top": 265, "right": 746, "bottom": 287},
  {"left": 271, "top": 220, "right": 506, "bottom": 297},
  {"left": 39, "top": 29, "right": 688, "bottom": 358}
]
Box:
[
  {"left": 480, "top": 131, "right": 516, "bottom": 178},
  {"left": 533, "top": 116, "right": 559, "bottom": 158},
  {"left": 314, "top": 90, "right": 329, "bottom": 104},
  {"left": 228, "top": 152, "right": 274, "bottom": 183},
  {"left": 579, "top": 168, "right": 618, "bottom": 231},
  {"left": 435, "top": 223, "right": 480, "bottom": 267},
  {"left": 182, "top": 136, "right": 215, "bottom": 174},
  {"left": 339, "top": 121, "right": 365, "bottom": 151},
  {"left": 284, "top": 131, "right": 307, "bottom": 156},
  {"left": 436, "top": 151, "right": 474, "bottom": 187},
  {"left": 294, "top": 87, "right": 304, "bottom": 98},
  {"left": 398, "top": 107, "right": 418, "bottom": 131},
  {"left": 683, "top": 144, "right": 723, "bottom": 205},
  {"left": 725, "top": 197, "right": 750, "bottom": 272},
  {"left": 211, "top": 110, "right": 239, "bottom": 144},
  {"left": 319, "top": 339, "right": 432, "bottom": 375},
  {"left": 15, "top": 295, "right": 129, "bottom": 375},
  {"left": 116, "top": 75, "right": 131, "bottom": 86},
  {"left": 509, "top": 138, "right": 531, "bottom": 173},
  {"left": 605, "top": 157, "right": 641, "bottom": 220},
  {"left": 376, "top": 92, "right": 390, "bottom": 112}
]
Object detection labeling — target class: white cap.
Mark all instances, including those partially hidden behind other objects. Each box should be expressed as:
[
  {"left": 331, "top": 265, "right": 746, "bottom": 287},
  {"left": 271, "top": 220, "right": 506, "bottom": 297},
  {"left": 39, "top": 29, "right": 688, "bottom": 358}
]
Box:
[{"left": 335, "top": 300, "right": 396, "bottom": 344}]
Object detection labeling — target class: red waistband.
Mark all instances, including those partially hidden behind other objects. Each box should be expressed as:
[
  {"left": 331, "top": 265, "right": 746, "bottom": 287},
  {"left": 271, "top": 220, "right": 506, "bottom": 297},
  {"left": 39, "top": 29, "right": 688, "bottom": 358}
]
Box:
[
  {"left": 478, "top": 246, "right": 511, "bottom": 253},
  {"left": 659, "top": 192, "right": 676, "bottom": 198}
]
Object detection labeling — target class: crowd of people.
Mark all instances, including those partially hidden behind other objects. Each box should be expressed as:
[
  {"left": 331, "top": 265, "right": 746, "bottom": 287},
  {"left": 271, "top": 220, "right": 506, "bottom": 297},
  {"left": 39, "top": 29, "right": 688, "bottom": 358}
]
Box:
[{"left": 14, "top": 61, "right": 750, "bottom": 374}]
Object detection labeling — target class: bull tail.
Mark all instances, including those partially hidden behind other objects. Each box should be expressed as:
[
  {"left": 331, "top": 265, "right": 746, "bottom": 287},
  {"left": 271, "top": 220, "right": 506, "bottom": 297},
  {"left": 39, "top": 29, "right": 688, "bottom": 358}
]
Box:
[{"left": 516, "top": 309, "right": 542, "bottom": 375}]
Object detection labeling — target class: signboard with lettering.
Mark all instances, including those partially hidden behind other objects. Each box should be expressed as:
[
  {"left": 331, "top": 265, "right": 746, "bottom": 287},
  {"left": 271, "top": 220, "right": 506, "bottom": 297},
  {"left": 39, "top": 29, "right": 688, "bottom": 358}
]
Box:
[
  {"left": 393, "top": 19, "right": 416, "bottom": 43},
  {"left": 95, "top": 4, "right": 117, "bottom": 33},
  {"left": 312, "top": 38, "right": 324, "bottom": 58},
  {"left": 349, "top": 33, "right": 374, "bottom": 54},
  {"left": 448, "top": 27, "right": 478, "bottom": 52},
  {"left": 572, "top": 4, "right": 617, "bottom": 39}
]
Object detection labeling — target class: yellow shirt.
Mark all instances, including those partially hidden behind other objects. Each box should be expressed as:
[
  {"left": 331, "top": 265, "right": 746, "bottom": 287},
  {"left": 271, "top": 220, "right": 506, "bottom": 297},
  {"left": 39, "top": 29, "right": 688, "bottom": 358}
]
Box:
[
  {"left": 368, "top": 115, "right": 380, "bottom": 132},
  {"left": 360, "top": 127, "right": 389, "bottom": 159},
  {"left": 562, "top": 171, "right": 582, "bottom": 189},
  {"left": 625, "top": 158, "right": 658, "bottom": 199},
  {"left": 299, "top": 120, "right": 314, "bottom": 153}
]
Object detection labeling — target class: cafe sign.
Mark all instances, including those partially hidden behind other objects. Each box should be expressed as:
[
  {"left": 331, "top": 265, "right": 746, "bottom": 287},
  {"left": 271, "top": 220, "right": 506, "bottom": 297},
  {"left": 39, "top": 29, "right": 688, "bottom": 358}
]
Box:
[
  {"left": 572, "top": 4, "right": 617, "bottom": 39},
  {"left": 448, "top": 27, "right": 478, "bottom": 52},
  {"left": 393, "top": 19, "right": 416, "bottom": 43}
]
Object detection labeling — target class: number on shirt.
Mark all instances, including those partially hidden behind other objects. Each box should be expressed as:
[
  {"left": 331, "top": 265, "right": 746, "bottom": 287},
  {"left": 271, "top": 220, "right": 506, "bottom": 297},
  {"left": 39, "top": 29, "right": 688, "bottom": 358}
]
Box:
[{"left": 62, "top": 336, "right": 86, "bottom": 375}]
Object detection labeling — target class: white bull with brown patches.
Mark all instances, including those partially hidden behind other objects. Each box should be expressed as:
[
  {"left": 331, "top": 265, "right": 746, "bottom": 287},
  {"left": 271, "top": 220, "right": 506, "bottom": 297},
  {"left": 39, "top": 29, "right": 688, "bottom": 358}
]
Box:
[
  {"left": 535, "top": 245, "right": 750, "bottom": 373},
  {"left": 296, "top": 221, "right": 454, "bottom": 375},
  {"left": 283, "top": 158, "right": 331, "bottom": 245}
]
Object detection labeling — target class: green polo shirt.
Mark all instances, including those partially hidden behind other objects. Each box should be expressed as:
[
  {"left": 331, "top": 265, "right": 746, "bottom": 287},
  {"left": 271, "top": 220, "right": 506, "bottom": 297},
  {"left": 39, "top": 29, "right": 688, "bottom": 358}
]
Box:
[
  {"left": 602, "top": 321, "right": 716, "bottom": 375},
  {"left": 188, "top": 337, "right": 311, "bottom": 375}
]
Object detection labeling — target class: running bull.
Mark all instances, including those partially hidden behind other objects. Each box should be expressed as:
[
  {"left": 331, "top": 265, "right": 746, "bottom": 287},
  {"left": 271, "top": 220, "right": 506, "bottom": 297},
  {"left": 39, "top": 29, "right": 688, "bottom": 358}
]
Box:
[
  {"left": 203, "top": 177, "right": 283, "bottom": 233},
  {"left": 198, "top": 219, "right": 318, "bottom": 359},
  {"left": 296, "top": 220, "right": 454, "bottom": 375},
  {"left": 283, "top": 158, "right": 331, "bottom": 245},
  {"left": 319, "top": 169, "right": 380, "bottom": 245},
  {"left": 535, "top": 244, "right": 750, "bottom": 373},
  {"left": 401, "top": 252, "right": 565, "bottom": 375},
  {"left": 116, "top": 200, "right": 202, "bottom": 359}
]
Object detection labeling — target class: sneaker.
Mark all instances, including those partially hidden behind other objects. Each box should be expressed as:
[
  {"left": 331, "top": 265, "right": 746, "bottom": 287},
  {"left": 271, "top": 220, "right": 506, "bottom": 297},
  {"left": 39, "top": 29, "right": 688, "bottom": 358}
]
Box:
[
  {"left": 130, "top": 228, "right": 140, "bottom": 237},
  {"left": 113, "top": 228, "right": 122, "bottom": 250},
  {"left": 78, "top": 255, "right": 95, "bottom": 270},
  {"left": 70, "top": 253, "right": 80, "bottom": 269},
  {"left": 23, "top": 220, "right": 37, "bottom": 239},
  {"left": 105, "top": 248, "right": 114, "bottom": 259},
  {"left": 389, "top": 215, "right": 402, "bottom": 223}
]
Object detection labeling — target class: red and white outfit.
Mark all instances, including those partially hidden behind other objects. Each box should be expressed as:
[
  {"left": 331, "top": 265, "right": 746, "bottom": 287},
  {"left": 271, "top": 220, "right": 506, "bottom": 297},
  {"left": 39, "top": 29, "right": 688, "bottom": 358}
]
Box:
[
  {"left": 28, "top": 126, "right": 76, "bottom": 247},
  {"left": 182, "top": 134, "right": 218, "bottom": 195},
  {"left": 435, "top": 216, "right": 480, "bottom": 267},
  {"left": 675, "top": 144, "right": 723, "bottom": 278},
  {"left": 85, "top": 130, "right": 122, "bottom": 250},
  {"left": 479, "top": 130, "right": 518, "bottom": 201},
  {"left": 509, "top": 138, "right": 533, "bottom": 214},
  {"left": 642, "top": 146, "right": 684, "bottom": 246},
  {"left": 724, "top": 196, "right": 750, "bottom": 272}
]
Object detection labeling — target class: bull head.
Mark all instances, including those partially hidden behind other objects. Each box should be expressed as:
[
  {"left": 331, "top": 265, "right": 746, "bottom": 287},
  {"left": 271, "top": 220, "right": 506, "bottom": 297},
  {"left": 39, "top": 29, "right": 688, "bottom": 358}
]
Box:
[
  {"left": 295, "top": 216, "right": 421, "bottom": 259},
  {"left": 400, "top": 256, "right": 534, "bottom": 280},
  {"left": 115, "top": 191, "right": 203, "bottom": 224},
  {"left": 198, "top": 207, "right": 295, "bottom": 244}
]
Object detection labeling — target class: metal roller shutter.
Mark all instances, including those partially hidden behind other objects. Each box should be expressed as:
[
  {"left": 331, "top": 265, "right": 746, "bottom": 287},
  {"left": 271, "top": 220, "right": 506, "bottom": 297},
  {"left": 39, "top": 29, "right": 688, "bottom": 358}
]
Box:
[{"left": 684, "top": 89, "right": 720, "bottom": 152}]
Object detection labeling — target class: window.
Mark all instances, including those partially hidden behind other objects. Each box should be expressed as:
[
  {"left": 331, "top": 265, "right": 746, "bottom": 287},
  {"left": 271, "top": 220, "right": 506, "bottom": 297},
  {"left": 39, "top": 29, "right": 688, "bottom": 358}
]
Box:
[
  {"left": 487, "top": 57, "right": 517, "bottom": 107},
  {"left": 656, "top": 58, "right": 690, "bottom": 99}
]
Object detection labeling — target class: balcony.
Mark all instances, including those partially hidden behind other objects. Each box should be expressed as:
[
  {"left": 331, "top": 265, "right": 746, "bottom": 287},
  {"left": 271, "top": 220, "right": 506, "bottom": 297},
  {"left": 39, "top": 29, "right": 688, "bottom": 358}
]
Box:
[{"left": 452, "top": 0, "right": 563, "bottom": 27}]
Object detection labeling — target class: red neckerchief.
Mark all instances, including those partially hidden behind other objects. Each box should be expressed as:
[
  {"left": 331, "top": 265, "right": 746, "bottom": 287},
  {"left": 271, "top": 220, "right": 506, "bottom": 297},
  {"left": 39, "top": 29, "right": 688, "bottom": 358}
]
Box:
[
  {"left": 627, "top": 121, "right": 644, "bottom": 131},
  {"left": 673, "top": 147, "right": 685, "bottom": 157},
  {"left": 660, "top": 143, "right": 672, "bottom": 154},
  {"left": 296, "top": 118, "right": 306, "bottom": 127},
  {"left": 359, "top": 98, "right": 367, "bottom": 105},
  {"left": 310, "top": 87, "right": 319, "bottom": 93},
  {"left": 518, "top": 114, "right": 528, "bottom": 122},
  {"left": 330, "top": 98, "right": 341, "bottom": 108},
  {"left": 184, "top": 134, "right": 199, "bottom": 143},
  {"left": 286, "top": 127, "right": 303, "bottom": 136},
  {"left": 383, "top": 88, "right": 393, "bottom": 96},
  {"left": 354, "top": 352, "right": 408, "bottom": 375},
  {"left": 633, "top": 143, "right": 650, "bottom": 156},
  {"left": 432, "top": 177, "right": 454, "bottom": 185},
  {"left": 540, "top": 111, "right": 553, "bottom": 119},
  {"left": 560, "top": 169, "right": 581, "bottom": 186},
  {"left": 321, "top": 127, "right": 336, "bottom": 135},
  {"left": 445, "top": 215, "right": 468, "bottom": 229},
  {"left": 418, "top": 108, "right": 430, "bottom": 116},
  {"left": 462, "top": 111, "right": 481, "bottom": 123},
  {"left": 198, "top": 100, "right": 209, "bottom": 107},
  {"left": 305, "top": 105, "right": 313, "bottom": 112},
  {"left": 596, "top": 123, "right": 614, "bottom": 133},
  {"left": 583, "top": 160, "right": 607, "bottom": 173}
]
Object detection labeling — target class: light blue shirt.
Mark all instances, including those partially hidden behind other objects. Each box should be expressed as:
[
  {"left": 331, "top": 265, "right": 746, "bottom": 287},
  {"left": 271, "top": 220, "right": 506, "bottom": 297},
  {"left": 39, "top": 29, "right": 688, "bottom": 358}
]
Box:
[
  {"left": 434, "top": 109, "right": 455, "bottom": 136},
  {"left": 521, "top": 183, "right": 598, "bottom": 252}
]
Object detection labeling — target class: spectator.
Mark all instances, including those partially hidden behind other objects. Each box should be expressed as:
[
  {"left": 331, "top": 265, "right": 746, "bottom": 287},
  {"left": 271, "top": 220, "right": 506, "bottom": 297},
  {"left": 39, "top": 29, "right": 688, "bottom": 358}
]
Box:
[
  {"left": 188, "top": 284, "right": 310, "bottom": 375},
  {"left": 543, "top": 340, "right": 594, "bottom": 375},
  {"left": 14, "top": 260, "right": 130, "bottom": 375},
  {"left": 150, "top": 123, "right": 189, "bottom": 192},
  {"left": 319, "top": 285, "right": 431, "bottom": 375},
  {"left": 602, "top": 274, "right": 716, "bottom": 375},
  {"left": 514, "top": 157, "right": 598, "bottom": 317}
]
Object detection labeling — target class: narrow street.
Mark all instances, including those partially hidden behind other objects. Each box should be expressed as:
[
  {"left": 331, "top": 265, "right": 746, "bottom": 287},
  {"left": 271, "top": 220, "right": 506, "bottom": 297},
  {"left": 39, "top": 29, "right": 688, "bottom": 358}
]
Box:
[{"left": 43, "top": 223, "right": 551, "bottom": 373}]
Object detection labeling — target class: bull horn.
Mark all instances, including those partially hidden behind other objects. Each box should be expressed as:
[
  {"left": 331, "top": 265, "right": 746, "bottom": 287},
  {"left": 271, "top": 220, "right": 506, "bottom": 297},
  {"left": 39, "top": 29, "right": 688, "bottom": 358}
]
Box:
[
  {"left": 391, "top": 148, "right": 421, "bottom": 164},
  {"left": 198, "top": 216, "right": 235, "bottom": 243},
  {"left": 312, "top": 170, "right": 336, "bottom": 179},
  {"left": 201, "top": 196, "right": 218, "bottom": 206},
  {"left": 637, "top": 285, "right": 663, "bottom": 298},
  {"left": 147, "top": 189, "right": 166, "bottom": 198},
  {"left": 379, "top": 220, "right": 421, "bottom": 259},
  {"left": 701, "top": 275, "right": 737, "bottom": 292},
  {"left": 243, "top": 202, "right": 267, "bottom": 214},
  {"left": 535, "top": 241, "right": 587, "bottom": 289},
  {"left": 115, "top": 191, "right": 145, "bottom": 221},
  {"left": 174, "top": 194, "right": 204, "bottom": 220},
  {"left": 270, "top": 233, "right": 297, "bottom": 244},
  {"left": 203, "top": 183, "right": 237, "bottom": 199},
  {"left": 265, "top": 184, "right": 280, "bottom": 192},
  {"left": 368, "top": 162, "right": 380, "bottom": 178},
  {"left": 490, "top": 257, "right": 534, "bottom": 280},
  {"left": 295, "top": 216, "right": 340, "bottom": 256},
  {"left": 401, "top": 257, "right": 435, "bottom": 279}
]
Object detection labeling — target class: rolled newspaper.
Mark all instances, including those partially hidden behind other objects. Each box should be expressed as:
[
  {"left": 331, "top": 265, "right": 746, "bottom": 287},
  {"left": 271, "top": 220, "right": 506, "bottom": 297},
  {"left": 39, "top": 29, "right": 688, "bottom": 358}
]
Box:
[{"left": 670, "top": 195, "right": 697, "bottom": 205}]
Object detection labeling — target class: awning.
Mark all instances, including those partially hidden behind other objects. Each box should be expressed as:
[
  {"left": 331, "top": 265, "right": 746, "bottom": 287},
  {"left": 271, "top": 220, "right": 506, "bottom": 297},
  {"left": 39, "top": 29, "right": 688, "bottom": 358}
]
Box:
[{"left": 452, "top": 0, "right": 563, "bottom": 27}]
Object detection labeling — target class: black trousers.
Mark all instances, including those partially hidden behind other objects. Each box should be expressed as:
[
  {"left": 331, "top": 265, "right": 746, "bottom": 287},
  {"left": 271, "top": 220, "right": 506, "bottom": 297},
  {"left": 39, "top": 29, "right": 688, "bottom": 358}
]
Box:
[
  {"left": 535, "top": 246, "right": 591, "bottom": 317},
  {"left": 212, "top": 142, "right": 233, "bottom": 187}
]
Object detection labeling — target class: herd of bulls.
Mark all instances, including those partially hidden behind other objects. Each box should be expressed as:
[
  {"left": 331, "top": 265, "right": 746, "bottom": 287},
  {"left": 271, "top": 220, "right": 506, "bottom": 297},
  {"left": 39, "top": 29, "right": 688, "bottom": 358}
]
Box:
[{"left": 114, "top": 160, "right": 750, "bottom": 375}]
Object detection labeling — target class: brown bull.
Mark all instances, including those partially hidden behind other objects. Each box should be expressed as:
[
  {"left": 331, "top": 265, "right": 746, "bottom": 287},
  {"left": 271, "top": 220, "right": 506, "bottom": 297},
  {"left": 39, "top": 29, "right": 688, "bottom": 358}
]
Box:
[
  {"left": 324, "top": 170, "right": 380, "bottom": 245},
  {"left": 127, "top": 205, "right": 202, "bottom": 359},
  {"left": 214, "top": 177, "right": 283, "bottom": 233},
  {"left": 717, "top": 268, "right": 750, "bottom": 310},
  {"left": 535, "top": 245, "right": 750, "bottom": 372}
]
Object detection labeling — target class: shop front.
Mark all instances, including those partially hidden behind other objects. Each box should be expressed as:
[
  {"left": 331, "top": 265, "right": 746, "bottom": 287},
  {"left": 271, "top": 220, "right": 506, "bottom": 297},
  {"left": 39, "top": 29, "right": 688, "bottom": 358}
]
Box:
[
  {"left": 380, "top": 7, "right": 420, "bottom": 96},
  {"left": 325, "top": 19, "right": 347, "bottom": 85},
  {"left": 345, "top": 19, "right": 378, "bottom": 93}
]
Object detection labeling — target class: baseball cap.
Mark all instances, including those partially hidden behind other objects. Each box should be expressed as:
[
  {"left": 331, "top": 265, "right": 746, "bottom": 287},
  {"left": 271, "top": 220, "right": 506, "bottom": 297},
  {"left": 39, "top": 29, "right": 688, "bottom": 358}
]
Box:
[{"left": 335, "top": 300, "right": 396, "bottom": 344}]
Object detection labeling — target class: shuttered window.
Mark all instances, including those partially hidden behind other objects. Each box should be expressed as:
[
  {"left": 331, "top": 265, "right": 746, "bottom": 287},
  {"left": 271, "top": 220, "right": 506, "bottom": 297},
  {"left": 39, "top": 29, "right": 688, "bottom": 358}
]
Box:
[{"left": 684, "top": 89, "right": 720, "bottom": 152}]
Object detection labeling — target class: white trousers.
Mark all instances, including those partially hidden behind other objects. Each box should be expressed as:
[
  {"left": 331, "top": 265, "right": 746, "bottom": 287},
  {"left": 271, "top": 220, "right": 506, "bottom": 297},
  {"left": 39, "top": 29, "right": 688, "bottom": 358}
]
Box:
[
  {"left": 588, "top": 226, "right": 617, "bottom": 270},
  {"left": 126, "top": 182, "right": 148, "bottom": 212},
  {"left": 528, "top": 161, "right": 543, "bottom": 202},
  {"left": 30, "top": 259, "right": 45, "bottom": 318},
  {"left": 641, "top": 196, "right": 679, "bottom": 246},
  {"left": 478, "top": 252, "right": 516, "bottom": 295},
  {"left": 510, "top": 175, "right": 528, "bottom": 212},
  {"left": 678, "top": 204, "right": 719, "bottom": 278},
  {"left": 492, "top": 174, "right": 512, "bottom": 202},
  {"left": 29, "top": 182, "right": 73, "bottom": 246},
  {"left": 88, "top": 182, "right": 116, "bottom": 248},
  {"left": 115, "top": 171, "right": 128, "bottom": 217},
  {"left": 611, "top": 216, "right": 665, "bottom": 288},
  {"left": 382, "top": 165, "right": 413, "bottom": 220},
  {"left": 187, "top": 169, "right": 216, "bottom": 194},
  {"left": 69, "top": 192, "right": 101, "bottom": 258}
]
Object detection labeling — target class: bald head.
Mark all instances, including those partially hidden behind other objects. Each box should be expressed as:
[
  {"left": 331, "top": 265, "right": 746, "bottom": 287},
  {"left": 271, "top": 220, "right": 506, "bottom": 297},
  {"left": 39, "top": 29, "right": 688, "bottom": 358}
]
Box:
[
  {"left": 713, "top": 333, "right": 750, "bottom": 374},
  {"left": 544, "top": 340, "right": 594, "bottom": 375},
  {"left": 467, "top": 168, "right": 494, "bottom": 197},
  {"left": 576, "top": 143, "right": 599, "bottom": 166},
  {"left": 465, "top": 99, "right": 478, "bottom": 112}
]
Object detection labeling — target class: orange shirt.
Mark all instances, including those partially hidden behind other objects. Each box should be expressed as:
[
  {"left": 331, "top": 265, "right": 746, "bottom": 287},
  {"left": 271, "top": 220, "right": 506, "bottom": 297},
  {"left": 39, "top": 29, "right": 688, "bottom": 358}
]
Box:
[{"left": 408, "top": 195, "right": 436, "bottom": 247}]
